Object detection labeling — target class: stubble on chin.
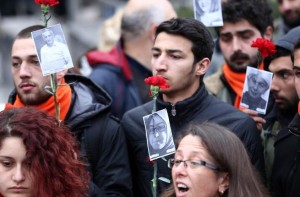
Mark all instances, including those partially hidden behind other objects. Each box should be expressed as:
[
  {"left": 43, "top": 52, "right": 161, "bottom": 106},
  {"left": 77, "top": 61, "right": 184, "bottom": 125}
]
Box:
[{"left": 17, "top": 88, "right": 51, "bottom": 106}]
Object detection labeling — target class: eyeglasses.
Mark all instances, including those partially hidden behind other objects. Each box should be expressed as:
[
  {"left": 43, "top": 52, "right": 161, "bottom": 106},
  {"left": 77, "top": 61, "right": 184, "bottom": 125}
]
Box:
[
  {"left": 149, "top": 123, "right": 166, "bottom": 133},
  {"left": 168, "top": 158, "right": 222, "bottom": 171}
]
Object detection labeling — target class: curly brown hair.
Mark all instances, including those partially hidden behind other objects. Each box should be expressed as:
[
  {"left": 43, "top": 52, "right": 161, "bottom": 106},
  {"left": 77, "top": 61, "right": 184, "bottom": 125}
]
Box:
[{"left": 0, "top": 107, "right": 90, "bottom": 197}]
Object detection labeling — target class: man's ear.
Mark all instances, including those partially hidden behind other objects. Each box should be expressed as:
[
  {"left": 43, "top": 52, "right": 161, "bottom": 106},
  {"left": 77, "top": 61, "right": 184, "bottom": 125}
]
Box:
[
  {"left": 56, "top": 69, "right": 68, "bottom": 84},
  {"left": 263, "top": 25, "right": 273, "bottom": 41},
  {"left": 195, "top": 58, "right": 210, "bottom": 76}
]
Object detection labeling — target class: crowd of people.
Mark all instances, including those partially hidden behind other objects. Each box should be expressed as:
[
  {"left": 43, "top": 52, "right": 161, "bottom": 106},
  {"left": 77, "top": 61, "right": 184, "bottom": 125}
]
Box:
[{"left": 1, "top": 0, "right": 300, "bottom": 196}]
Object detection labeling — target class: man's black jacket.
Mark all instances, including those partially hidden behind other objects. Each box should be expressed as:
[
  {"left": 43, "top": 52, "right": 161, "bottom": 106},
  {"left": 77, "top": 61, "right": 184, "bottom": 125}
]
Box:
[{"left": 121, "top": 84, "right": 265, "bottom": 197}]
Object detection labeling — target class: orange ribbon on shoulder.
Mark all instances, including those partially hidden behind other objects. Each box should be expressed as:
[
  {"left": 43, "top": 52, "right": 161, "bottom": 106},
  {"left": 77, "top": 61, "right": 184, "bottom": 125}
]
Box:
[{"left": 5, "top": 78, "right": 72, "bottom": 120}]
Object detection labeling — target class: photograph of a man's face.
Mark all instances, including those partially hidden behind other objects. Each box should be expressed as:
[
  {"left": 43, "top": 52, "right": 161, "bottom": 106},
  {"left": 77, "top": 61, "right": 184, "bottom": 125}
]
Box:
[
  {"left": 240, "top": 67, "right": 273, "bottom": 114},
  {"left": 31, "top": 24, "right": 73, "bottom": 76},
  {"left": 143, "top": 109, "right": 175, "bottom": 160},
  {"left": 193, "top": 0, "right": 223, "bottom": 27}
]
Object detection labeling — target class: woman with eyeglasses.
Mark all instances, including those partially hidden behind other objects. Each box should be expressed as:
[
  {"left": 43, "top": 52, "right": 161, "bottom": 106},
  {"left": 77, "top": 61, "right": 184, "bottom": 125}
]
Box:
[
  {"left": 0, "top": 107, "right": 89, "bottom": 197},
  {"left": 161, "top": 122, "right": 268, "bottom": 197}
]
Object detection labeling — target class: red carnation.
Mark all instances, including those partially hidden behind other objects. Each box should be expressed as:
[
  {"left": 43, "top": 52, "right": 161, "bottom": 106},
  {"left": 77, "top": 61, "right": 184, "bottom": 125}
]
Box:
[
  {"left": 144, "top": 76, "right": 170, "bottom": 90},
  {"left": 251, "top": 38, "right": 276, "bottom": 58},
  {"left": 34, "top": 0, "right": 59, "bottom": 6}
]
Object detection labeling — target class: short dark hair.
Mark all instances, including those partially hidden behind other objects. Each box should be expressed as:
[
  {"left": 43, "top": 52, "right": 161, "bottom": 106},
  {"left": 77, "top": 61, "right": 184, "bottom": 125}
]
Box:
[
  {"left": 215, "top": 0, "right": 273, "bottom": 36},
  {"left": 264, "top": 46, "right": 291, "bottom": 71},
  {"left": 155, "top": 18, "right": 215, "bottom": 63},
  {"left": 15, "top": 25, "right": 45, "bottom": 40}
]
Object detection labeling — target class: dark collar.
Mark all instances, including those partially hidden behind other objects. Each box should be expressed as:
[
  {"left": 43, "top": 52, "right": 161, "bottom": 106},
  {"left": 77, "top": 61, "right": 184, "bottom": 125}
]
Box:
[{"left": 156, "top": 84, "right": 211, "bottom": 122}]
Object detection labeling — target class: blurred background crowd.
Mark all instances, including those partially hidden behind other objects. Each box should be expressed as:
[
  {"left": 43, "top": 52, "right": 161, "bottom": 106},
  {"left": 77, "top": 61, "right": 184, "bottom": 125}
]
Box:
[{"left": 0, "top": 0, "right": 280, "bottom": 107}]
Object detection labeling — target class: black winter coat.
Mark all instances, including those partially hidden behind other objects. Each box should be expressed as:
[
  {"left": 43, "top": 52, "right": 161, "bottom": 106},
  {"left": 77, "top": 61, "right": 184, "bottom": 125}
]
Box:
[
  {"left": 271, "top": 114, "right": 300, "bottom": 197},
  {"left": 121, "top": 84, "right": 265, "bottom": 197}
]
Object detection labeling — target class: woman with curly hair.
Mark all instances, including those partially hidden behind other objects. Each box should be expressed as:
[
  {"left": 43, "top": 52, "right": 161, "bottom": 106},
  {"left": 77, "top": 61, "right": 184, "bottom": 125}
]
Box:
[{"left": 0, "top": 107, "right": 89, "bottom": 197}]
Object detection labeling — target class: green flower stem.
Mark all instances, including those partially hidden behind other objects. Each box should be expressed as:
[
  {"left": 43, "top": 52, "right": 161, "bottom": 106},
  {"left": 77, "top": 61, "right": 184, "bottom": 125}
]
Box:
[
  {"left": 41, "top": 5, "right": 51, "bottom": 27},
  {"left": 150, "top": 85, "right": 160, "bottom": 197},
  {"left": 152, "top": 96, "right": 157, "bottom": 113},
  {"left": 41, "top": 4, "right": 60, "bottom": 124},
  {"left": 151, "top": 85, "right": 159, "bottom": 113},
  {"left": 50, "top": 74, "right": 60, "bottom": 124},
  {"left": 256, "top": 53, "right": 261, "bottom": 68},
  {"left": 152, "top": 162, "right": 157, "bottom": 197}
]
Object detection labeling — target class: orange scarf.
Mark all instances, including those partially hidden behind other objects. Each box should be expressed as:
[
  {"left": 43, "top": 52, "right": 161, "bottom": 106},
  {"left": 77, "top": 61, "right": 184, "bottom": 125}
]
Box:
[
  {"left": 5, "top": 78, "right": 72, "bottom": 120},
  {"left": 298, "top": 102, "right": 300, "bottom": 115},
  {"left": 223, "top": 63, "right": 264, "bottom": 109}
]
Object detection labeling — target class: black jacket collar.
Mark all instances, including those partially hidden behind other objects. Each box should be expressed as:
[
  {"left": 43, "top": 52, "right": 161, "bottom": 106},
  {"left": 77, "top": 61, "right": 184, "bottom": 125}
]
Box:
[{"left": 156, "top": 84, "right": 211, "bottom": 122}]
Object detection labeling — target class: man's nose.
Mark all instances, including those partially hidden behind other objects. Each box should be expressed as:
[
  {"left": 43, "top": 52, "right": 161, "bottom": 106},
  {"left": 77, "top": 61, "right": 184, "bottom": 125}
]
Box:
[
  {"left": 153, "top": 55, "right": 167, "bottom": 72},
  {"left": 19, "top": 63, "right": 32, "bottom": 78},
  {"left": 270, "top": 77, "right": 279, "bottom": 92},
  {"left": 232, "top": 37, "right": 242, "bottom": 52},
  {"left": 154, "top": 130, "right": 160, "bottom": 137},
  {"left": 253, "top": 83, "right": 258, "bottom": 90}
]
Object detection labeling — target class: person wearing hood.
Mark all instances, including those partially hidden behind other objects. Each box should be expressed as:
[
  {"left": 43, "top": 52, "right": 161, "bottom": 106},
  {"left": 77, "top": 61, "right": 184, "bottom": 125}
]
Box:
[
  {"left": 270, "top": 34, "right": 300, "bottom": 197},
  {"left": 5, "top": 25, "right": 132, "bottom": 197},
  {"left": 261, "top": 26, "right": 300, "bottom": 187}
]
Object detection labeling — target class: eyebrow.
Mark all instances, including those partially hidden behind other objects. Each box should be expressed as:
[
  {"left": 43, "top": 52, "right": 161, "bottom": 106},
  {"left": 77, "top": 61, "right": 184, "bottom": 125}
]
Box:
[
  {"left": 274, "top": 68, "right": 293, "bottom": 72},
  {"left": 0, "top": 155, "right": 13, "bottom": 159},
  {"left": 220, "top": 29, "right": 253, "bottom": 37},
  {"left": 293, "top": 66, "right": 300, "bottom": 70},
  {"left": 12, "top": 55, "right": 38, "bottom": 59},
  {"left": 152, "top": 47, "right": 184, "bottom": 54},
  {"left": 176, "top": 149, "right": 203, "bottom": 155}
]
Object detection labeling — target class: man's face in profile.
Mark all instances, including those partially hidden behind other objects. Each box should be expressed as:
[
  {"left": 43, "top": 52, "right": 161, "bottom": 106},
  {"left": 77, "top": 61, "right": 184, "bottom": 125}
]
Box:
[
  {"left": 148, "top": 114, "right": 167, "bottom": 150},
  {"left": 248, "top": 74, "right": 268, "bottom": 98}
]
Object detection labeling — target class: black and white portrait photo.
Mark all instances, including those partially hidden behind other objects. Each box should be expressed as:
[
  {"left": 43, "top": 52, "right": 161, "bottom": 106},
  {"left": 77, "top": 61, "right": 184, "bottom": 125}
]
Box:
[
  {"left": 31, "top": 24, "right": 73, "bottom": 76},
  {"left": 143, "top": 109, "right": 175, "bottom": 160},
  {"left": 241, "top": 67, "right": 273, "bottom": 114},
  {"left": 194, "top": 0, "right": 223, "bottom": 27}
]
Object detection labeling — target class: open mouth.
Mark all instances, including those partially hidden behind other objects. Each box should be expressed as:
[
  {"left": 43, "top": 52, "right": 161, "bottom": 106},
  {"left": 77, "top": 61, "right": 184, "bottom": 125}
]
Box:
[{"left": 177, "top": 183, "right": 189, "bottom": 193}]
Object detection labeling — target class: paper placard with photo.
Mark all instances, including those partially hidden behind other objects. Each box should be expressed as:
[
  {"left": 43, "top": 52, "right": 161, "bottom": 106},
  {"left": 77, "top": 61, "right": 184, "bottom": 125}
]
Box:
[
  {"left": 193, "top": 0, "right": 223, "bottom": 27},
  {"left": 143, "top": 109, "right": 175, "bottom": 161},
  {"left": 31, "top": 24, "right": 73, "bottom": 76},
  {"left": 240, "top": 67, "right": 273, "bottom": 114}
]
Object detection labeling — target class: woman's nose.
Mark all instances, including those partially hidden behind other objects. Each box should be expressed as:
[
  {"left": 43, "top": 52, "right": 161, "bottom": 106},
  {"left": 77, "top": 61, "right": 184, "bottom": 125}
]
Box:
[{"left": 12, "top": 166, "right": 25, "bottom": 183}]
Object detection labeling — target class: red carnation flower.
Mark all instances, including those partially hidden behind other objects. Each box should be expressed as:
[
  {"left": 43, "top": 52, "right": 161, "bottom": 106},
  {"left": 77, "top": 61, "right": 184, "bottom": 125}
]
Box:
[
  {"left": 251, "top": 38, "right": 276, "bottom": 58},
  {"left": 34, "top": 0, "right": 59, "bottom": 6},
  {"left": 144, "top": 76, "right": 170, "bottom": 90}
]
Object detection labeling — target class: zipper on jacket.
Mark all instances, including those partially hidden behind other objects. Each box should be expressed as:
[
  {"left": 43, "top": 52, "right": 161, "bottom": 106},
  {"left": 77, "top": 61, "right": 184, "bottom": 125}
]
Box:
[{"left": 171, "top": 104, "right": 176, "bottom": 116}]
